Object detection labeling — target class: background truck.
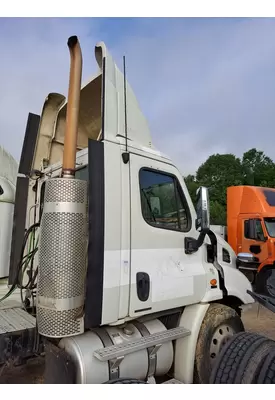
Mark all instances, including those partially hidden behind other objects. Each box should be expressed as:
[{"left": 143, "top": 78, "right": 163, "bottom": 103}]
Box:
[
  {"left": 211, "top": 185, "right": 275, "bottom": 297},
  {"left": 0, "top": 35, "right": 254, "bottom": 384},
  {"left": 0, "top": 146, "right": 20, "bottom": 305}
]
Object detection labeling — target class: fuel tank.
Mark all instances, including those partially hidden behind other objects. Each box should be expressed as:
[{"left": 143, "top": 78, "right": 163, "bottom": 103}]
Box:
[{"left": 59, "top": 318, "right": 174, "bottom": 383}]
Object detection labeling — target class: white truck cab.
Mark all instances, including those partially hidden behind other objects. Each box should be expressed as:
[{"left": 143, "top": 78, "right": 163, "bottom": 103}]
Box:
[{"left": 4, "top": 37, "right": 254, "bottom": 385}]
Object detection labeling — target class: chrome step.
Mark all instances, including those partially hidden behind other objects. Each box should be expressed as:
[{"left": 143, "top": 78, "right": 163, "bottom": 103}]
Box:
[{"left": 94, "top": 326, "right": 190, "bottom": 362}]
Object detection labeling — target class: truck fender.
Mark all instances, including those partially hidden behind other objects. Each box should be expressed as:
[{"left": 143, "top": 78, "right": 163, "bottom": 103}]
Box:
[
  {"left": 258, "top": 262, "right": 275, "bottom": 273},
  {"left": 174, "top": 303, "right": 210, "bottom": 384},
  {"left": 222, "top": 266, "right": 254, "bottom": 305}
]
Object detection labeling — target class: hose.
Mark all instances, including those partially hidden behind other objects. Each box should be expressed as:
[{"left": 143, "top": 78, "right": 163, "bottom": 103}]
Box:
[
  {"left": 18, "top": 231, "right": 39, "bottom": 290},
  {"left": 19, "top": 229, "right": 39, "bottom": 309},
  {"left": 0, "top": 222, "right": 39, "bottom": 304}
]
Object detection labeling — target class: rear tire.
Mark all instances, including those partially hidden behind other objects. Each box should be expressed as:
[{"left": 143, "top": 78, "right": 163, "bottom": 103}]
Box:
[
  {"left": 257, "top": 348, "right": 275, "bottom": 384},
  {"left": 210, "top": 332, "right": 275, "bottom": 384},
  {"left": 256, "top": 267, "right": 275, "bottom": 297},
  {"left": 194, "top": 303, "right": 244, "bottom": 384}
]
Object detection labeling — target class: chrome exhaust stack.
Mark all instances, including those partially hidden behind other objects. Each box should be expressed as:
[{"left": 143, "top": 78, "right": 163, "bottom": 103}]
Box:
[{"left": 37, "top": 36, "right": 88, "bottom": 338}]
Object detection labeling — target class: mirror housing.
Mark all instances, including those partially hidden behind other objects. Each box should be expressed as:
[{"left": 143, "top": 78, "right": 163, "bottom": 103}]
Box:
[
  {"left": 237, "top": 252, "right": 256, "bottom": 264},
  {"left": 195, "top": 186, "right": 210, "bottom": 232}
]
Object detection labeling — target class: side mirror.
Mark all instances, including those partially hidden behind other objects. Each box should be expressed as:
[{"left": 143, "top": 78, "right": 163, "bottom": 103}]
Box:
[
  {"left": 195, "top": 186, "right": 210, "bottom": 232},
  {"left": 237, "top": 252, "right": 256, "bottom": 263},
  {"left": 185, "top": 186, "right": 210, "bottom": 255}
]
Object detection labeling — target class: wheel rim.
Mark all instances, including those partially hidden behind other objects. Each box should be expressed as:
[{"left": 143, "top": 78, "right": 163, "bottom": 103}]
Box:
[{"left": 209, "top": 324, "right": 235, "bottom": 365}]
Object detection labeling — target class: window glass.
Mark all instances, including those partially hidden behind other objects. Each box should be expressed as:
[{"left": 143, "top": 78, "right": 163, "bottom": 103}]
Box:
[
  {"left": 264, "top": 217, "right": 275, "bottom": 238},
  {"left": 244, "top": 220, "right": 249, "bottom": 238},
  {"left": 263, "top": 189, "right": 275, "bottom": 207},
  {"left": 244, "top": 219, "right": 265, "bottom": 241},
  {"left": 255, "top": 220, "right": 264, "bottom": 241},
  {"left": 139, "top": 169, "right": 189, "bottom": 231}
]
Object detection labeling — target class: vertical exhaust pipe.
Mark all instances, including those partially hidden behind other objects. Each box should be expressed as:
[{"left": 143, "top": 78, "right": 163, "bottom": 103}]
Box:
[
  {"left": 62, "top": 36, "right": 83, "bottom": 178},
  {"left": 37, "top": 36, "right": 88, "bottom": 339}
]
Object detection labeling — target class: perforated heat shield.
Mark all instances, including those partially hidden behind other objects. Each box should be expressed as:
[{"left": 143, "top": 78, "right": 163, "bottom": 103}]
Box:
[{"left": 37, "top": 178, "right": 88, "bottom": 338}]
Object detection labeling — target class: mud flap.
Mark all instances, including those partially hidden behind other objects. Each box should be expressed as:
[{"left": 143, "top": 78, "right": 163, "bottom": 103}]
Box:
[{"left": 44, "top": 342, "right": 76, "bottom": 384}]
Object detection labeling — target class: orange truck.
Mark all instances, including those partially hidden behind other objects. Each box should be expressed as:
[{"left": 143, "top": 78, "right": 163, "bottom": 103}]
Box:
[{"left": 211, "top": 185, "right": 275, "bottom": 297}]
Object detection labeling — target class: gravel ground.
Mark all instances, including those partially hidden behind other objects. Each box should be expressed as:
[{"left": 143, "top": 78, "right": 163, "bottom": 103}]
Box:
[
  {"left": 0, "top": 303, "right": 274, "bottom": 384},
  {"left": 242, "top": 303, "right": 275, "bottom": 340},
  {"left": 0, "top": 357, "right": 45, "bottom": 384}
]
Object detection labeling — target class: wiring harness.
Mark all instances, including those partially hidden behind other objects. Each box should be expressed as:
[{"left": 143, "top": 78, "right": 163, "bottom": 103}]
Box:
[{"left": 0, "top": 222, "right": 39, "bottom": 310}]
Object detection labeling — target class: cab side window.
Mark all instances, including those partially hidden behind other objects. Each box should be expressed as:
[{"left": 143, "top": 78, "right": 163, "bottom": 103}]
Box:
[
  {"left": 244, "top": 219, "right": 265, "bottom": 241},
  {"left": 139, "top": 169, "right": 190, "bottom": 232}
]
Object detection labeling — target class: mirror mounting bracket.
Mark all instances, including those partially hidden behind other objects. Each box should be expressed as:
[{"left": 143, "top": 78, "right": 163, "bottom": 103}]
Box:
[{"left": 185, "top": 230, "right": 209, "bottom": 254}]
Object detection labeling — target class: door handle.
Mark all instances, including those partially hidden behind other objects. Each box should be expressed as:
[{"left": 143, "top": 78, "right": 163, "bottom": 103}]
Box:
[{"left": 136, "top": 272, "right": 150, "bottom": 302}]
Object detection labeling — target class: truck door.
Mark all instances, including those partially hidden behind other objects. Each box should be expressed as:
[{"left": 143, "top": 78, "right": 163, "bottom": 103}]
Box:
[
  {"left": 129, "top": 152, "right": 207, "bottom": 317},
  {"left": 241, "top": 218, "right": 268, "bottom": 263}
]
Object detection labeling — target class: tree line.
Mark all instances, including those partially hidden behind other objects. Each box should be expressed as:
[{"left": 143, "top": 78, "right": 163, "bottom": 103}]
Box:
[{"left": 184, "top": 148, "right": 275, "bottom": 226}]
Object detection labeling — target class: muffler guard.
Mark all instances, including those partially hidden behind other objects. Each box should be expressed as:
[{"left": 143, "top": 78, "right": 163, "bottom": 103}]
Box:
[{"left": 37, "top": 177, "right": 88, "bottom": 338}]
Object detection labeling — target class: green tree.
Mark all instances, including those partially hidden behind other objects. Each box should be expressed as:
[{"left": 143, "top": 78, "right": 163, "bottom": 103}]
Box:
[
  {"left": 196, "top": 153, "right": 243, "bottom": 207},
  {"left": 242, "top": 148, "right": 275, "bottom": 187},
  {"left": 184, "top": 174, "right": 200, "bottom": 205},
  {"left": 210, "top": 200, "right": 227, "bottom": 226},
  {"left": 184, "top": 148, "right": 275, "bottom": 226}
]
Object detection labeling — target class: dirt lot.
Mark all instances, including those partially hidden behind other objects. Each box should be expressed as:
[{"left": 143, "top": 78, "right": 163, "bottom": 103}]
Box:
[
  {"left": 0, "top": 303, "right": 274, "bottom": 384},
  {"left": 0, "top": 357, "right": 44, "bottom": 384},
  {"left": 242, "top": 303, "right": 275, "bottom": 340}
]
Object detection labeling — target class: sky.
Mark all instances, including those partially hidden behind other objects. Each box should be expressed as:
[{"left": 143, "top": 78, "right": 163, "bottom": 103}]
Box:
[{"left": 1, "top": 17, "right": 275, "bottom": 175}]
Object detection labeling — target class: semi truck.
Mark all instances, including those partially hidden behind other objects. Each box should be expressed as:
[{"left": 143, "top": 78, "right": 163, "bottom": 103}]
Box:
[
  {"left": 211, "top": 185, "right": 275, "bottom": 298},
  {"left": 0, "top": 36, "right": 255, "bottom": 384},
  {"left": 0, "top": 146, "right": 20, "bottom": 306}
]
